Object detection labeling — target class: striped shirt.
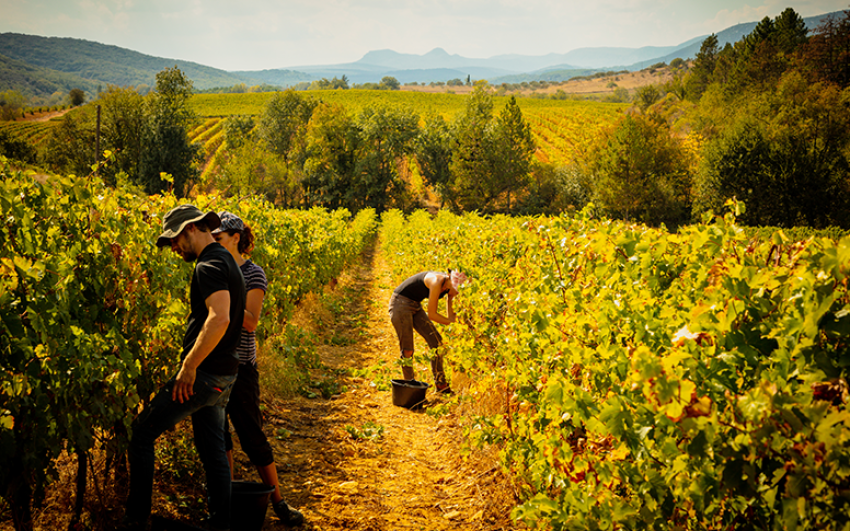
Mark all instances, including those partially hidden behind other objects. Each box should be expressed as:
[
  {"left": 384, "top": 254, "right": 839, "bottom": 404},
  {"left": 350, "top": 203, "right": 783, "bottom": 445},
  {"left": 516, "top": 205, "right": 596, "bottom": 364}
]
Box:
[{"left": 238, "top": 260, "right": 268, "bottom": 366}]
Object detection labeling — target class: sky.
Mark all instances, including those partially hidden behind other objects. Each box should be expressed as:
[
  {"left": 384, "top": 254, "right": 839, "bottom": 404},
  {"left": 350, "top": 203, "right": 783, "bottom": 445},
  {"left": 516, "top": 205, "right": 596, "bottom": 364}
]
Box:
[{"left": 1, "top": 0, "right": 848, "bottom": 71}]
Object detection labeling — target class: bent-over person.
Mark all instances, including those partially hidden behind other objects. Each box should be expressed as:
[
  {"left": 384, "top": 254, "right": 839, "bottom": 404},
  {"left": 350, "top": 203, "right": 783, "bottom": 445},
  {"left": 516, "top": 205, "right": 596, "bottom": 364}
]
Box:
[{"left": 388, "top": 270, "right": 467, "bottom": 394}]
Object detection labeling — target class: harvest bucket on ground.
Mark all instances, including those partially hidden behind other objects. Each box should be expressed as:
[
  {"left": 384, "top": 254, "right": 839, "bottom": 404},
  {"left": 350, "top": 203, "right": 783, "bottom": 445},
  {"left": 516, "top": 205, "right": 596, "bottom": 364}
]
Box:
[
  {"left": 391, "top": 379, "right": 430, "bottom": 409},
  {"left": 231, "top": 480, "right": 275, "bottom": 531}
]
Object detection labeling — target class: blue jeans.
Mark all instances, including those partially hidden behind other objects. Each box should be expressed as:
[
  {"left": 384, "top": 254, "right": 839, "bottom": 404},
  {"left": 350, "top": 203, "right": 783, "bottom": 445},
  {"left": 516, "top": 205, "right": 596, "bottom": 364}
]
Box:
[{"left": 125, "top": 370, "right": 237, "bottom": 530}]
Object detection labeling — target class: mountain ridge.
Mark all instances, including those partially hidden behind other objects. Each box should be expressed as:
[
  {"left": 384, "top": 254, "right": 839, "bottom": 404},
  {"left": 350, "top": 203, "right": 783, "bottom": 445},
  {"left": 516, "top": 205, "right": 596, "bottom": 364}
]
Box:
[
  {"left": 244, "top": 11, "right": 838, "bottom": 85},
  {"left": 0, "top": 10, "right": 843, "bottom": 97},
  {"left": 0, "top": 32, "right": 263, "bottom": 95}
]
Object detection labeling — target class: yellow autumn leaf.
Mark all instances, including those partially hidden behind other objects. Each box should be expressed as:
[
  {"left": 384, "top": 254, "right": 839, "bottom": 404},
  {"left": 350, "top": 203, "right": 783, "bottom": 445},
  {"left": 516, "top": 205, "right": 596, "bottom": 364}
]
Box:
[{"left": 610, "top": 444, "right": 630, "bottom": 461}]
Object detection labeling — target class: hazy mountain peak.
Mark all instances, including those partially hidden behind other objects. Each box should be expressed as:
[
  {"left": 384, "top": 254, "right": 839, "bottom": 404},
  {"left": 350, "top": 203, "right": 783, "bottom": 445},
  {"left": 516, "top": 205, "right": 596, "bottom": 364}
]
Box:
[
  {"left": 357, "top": 47, "right": 472, "bottom": 70},
  {"left": 424, "top": 47, "right": 450, "bottom": 57}
]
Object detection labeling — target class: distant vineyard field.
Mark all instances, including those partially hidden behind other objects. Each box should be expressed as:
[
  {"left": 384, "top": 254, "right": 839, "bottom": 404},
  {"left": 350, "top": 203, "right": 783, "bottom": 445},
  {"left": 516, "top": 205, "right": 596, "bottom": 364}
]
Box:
[
  {"left": 189, "top": 90, "right": 628, "bottom": 166},
  {"left": 0, "top": 120, "right": 60, "bottom": 147},
  {"left": 1, "top": 91, "right": 627, "bottom": 170},
  {"left": 0, "top": 91, "right": 626, "bottom": 170}
]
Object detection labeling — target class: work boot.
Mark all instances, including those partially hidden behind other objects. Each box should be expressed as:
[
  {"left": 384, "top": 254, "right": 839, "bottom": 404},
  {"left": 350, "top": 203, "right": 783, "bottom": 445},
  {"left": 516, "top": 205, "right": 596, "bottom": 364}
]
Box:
[
  {"left": 431, "top": 355, "right": 448, "bottom": 389},
  {"left": 273, "top": 499, "right": 305, "bottom": 527},
  {"left": 435, "top": 383, "right": 454, "bottom": 395}
]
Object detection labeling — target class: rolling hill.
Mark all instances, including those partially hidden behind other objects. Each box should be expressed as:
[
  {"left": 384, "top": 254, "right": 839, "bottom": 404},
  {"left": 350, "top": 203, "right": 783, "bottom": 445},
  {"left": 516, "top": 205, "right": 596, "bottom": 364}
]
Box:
[
  {"left": 0, "top": 33, "right": 263, "bottom": 95},
  {"left": 0, "top": 10, "right": 843, "bottom": 98},
  {"left": 0, "top": 52, "right": 100, "bottom": 96}
]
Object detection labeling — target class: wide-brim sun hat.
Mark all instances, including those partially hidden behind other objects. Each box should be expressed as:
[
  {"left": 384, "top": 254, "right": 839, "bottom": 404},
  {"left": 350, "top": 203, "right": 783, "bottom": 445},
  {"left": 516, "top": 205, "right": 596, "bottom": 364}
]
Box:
[{"left": 156, "top": 204, "right": 221, "bottom": 247}]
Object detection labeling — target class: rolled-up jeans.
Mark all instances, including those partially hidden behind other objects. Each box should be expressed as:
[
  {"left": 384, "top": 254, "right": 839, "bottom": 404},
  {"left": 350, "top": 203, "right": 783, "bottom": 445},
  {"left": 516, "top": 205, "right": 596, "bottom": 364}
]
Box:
[{"left": 126, "top": 369, "right": 236, "bottom": 530}]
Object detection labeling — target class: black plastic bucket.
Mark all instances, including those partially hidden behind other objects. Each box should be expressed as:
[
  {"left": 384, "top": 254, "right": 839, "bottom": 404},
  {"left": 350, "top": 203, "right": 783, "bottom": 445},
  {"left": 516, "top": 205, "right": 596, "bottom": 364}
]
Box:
[
  {"left": 391, "top": 379, "right": 430, "bottom": 409},
  {"left": 231, "top": 480, "right": 274, "bottom": 531}
]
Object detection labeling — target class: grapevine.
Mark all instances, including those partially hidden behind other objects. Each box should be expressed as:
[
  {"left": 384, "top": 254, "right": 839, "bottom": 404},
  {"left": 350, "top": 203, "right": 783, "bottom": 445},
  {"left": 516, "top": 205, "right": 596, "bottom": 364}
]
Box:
[
  {"left": 380, "top": 207, "right": 850, "bottom": 530},
  {"left": 0, "top": 157, "right": 376, "bottom": 527}
]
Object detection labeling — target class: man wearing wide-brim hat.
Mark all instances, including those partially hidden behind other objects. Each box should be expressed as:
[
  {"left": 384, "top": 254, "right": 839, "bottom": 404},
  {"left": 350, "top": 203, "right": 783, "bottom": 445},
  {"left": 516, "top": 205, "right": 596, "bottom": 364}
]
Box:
[{"left": 123, "top": 204, "right": 246, "bottom": 531}]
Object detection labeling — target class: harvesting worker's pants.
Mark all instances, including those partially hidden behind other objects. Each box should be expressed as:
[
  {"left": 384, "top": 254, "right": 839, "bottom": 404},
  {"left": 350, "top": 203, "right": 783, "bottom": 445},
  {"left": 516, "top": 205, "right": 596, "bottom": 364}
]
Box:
[
  {"left": 388, "top": 292, "right": 447, "bottom": 387},
  {"left": 125, "top": 370, "right": 236, "bottom": 530}
]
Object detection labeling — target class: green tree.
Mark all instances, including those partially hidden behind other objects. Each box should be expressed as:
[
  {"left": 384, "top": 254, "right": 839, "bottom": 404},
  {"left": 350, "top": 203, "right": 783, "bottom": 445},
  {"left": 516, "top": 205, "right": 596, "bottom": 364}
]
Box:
[
  {"left": 490, "top": 96, "right": 535, "bottom": 210},
  {"left": 335, "top": 75, "right": 350, "bottom": 89},
  {"left": 0, "top": 129, "right": 36, "bottom": 163},
  {"left": 518, "top": 163, "right": 593, "bottom": 215},
  {"left": 45, "top": 86, "right": 145, "bottom": 183},
  {"left": 707, "top": 8, "right": 808, "bottom": 97},
  {"left": 259, "top": 90, "right": 317, "bottom": 158},
  {"left": 301, "top": 103, "right": 358, "bottom": 209},
  {"left": 217, "top": 139, "right": 294, "bottom": 205},
  {"left": 447, "top": 89, "right": 535, "bottom": 212},
  {"left": 603, "top": 87, "right": 631, "bottom": 103},
  {"left": 138, "top": 67, "right": 202, "bottom": 195},
  {"left": 0, "top": 90, "right": 26, "bottom": 121},
  {"left": 223, "top": 115, "right": 255, "bottom": 151},
  {"left": 215, "top": 114, "right": 302, "bottom": 205},
  {"left": 774, "top": 7, "right": 809, "bottom": 54},
  {"left": 685, "top": 34, "right": 719, "bottom": 101},
  {"left": 448, "top": 86, "right": 495, "bottom": 211},
  {"left": 694, "top": 72, "right": 850, "bottom": 228},
  {"left": 380, "top": 76, "right": 400, "bottom": 90},
  {"left": 795, "top": 10, "right": 850, "bottom": 88},
  {"left": 415, "top": 114, "right": 453, "bottom": 205},
  {"left": 695, "top": 122, "right": 779, "bottom": 225},
  {"left": 68, "top": 88, "right": 86, "bottom": 106},
  {"left": 662, "top": 74, "right": 686, "bottom": 101},
  {"left": 745, "top": 16, "right": 776, "bottom": 54},
  {"left": 98, "top": 86, "right": 146, "bottom": 185},
  {"left": 590, "top": 113, "right": 693, "bottom": 226},
  {"left": 634, "top": 84, "right": 662, "bottom": 111},
  {"left": 734, "top": 11, "right": 807, "bottom": 87},
  {"left": 353, "top": 106, "right": 420, "bottom": 211}
]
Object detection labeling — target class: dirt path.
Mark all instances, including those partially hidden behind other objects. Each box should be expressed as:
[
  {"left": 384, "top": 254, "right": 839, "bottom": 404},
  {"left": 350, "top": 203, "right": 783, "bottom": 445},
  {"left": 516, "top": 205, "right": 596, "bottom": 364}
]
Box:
[
  {"left": 230, "top": 240, "right": 521, "bottom": 531},
  {"left": 14, "top": 108, "right": 72, "bottom": 122}
]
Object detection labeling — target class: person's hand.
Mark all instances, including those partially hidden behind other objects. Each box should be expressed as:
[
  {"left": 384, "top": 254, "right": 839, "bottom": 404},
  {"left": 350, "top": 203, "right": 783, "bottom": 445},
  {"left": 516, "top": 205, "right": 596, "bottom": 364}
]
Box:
[{"left": 172, "top": 364, "right": 196, "bottom": 403}]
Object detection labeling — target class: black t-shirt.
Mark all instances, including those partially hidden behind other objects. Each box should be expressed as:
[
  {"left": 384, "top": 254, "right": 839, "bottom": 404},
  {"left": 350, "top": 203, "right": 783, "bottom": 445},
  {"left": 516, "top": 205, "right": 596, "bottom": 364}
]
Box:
[
  {"left": 182, "top": 242, "right": 246, "bottom": 376},
  {"left": 394, "top": 271, "right": 448, "bottom": 302}
]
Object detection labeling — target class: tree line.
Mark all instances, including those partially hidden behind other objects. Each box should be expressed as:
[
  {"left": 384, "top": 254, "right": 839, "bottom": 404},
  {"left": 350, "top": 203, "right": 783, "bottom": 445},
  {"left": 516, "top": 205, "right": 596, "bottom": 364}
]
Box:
[
  {"left": 41, "top": 74, "right": 539, "bottom": 214},
  {"left": 208, "top": 83, "right": 535, "bottom": 213},
  {"left": 585, "top": 7, "right": 850, "bottom": 229},
  {"left": 38, "top": 67, "right": 202, "bottom": 196}
]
